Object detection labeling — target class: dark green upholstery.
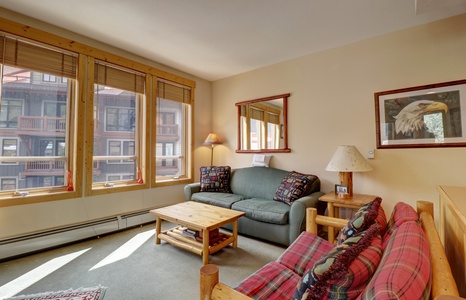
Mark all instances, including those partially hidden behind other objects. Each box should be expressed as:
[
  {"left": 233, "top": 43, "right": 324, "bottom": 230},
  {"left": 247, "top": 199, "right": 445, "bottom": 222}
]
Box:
[{"left": 184, "top": 166, "right": 324, "bottom": 246}]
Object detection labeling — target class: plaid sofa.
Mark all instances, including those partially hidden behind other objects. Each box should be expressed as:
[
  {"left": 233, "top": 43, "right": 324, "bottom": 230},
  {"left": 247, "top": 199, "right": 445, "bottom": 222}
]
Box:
[{"left": 234, "top": 201, "right": 431, "bottom": 300}]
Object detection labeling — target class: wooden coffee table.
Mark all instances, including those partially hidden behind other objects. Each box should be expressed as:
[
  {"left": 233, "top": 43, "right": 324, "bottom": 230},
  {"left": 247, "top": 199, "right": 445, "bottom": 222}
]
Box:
[{"left": 150, "top": 201, "right": 245, "bottom": 264}]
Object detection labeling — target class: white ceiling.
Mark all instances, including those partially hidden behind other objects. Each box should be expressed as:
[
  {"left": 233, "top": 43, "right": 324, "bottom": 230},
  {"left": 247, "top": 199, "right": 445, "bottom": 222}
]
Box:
[{"left": 2, "top": 0, "right": 466, "bottom": 81}]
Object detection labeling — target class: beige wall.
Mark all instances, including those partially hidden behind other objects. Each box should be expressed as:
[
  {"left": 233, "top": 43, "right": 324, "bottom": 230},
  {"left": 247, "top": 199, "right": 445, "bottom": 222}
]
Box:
[{"left": 212, "top": 13, "right": 466, "bottom": 216}]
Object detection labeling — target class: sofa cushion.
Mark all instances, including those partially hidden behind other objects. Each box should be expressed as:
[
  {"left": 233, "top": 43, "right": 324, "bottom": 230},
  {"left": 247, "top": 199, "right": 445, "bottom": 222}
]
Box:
[
  {"left": 235, "top": 261, "right": 301, "bottom": 300},
  {"left": 337, "top": 197, "right": 382, "bottom": 245},
  {"left": 232, "top": 198, "right": 290, "bottom": 225},
  {"left": 199, "top": 166, "right": 232, "bottom": 193},
  {"left": 191, "top": 192, "right": 245, "bottom": 208},
  {"left": 230, "top": 167, "right": 293, "bottom": 200},
  {"left": 273, "top": 171, "right": 318, "bottom": 205},
  {"left": 294, "top": 223, "right": 382, "bottom": 300},
  {"left": 277, "top": 231, "right": 334, "bottom": 276},
  {"left": 383, "top": 201, "right": 419, "bottom": 247},
  {"left": 360, "top": 221, "right": 431, "bottom": 300}
]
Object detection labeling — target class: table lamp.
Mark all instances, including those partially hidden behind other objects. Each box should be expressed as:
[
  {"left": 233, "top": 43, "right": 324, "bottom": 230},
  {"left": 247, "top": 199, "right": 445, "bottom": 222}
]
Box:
[
  {"left": 204, "top": 133, "right": 222, "bottom": 166},
  {"left": 325, "top": 145, "right": 373, "bottom": 197}
]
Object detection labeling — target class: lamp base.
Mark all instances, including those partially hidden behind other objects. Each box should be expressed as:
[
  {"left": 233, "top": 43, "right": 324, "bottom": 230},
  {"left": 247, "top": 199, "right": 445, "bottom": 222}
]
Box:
[{"left": 339, "top": 171, "right": 353, "bottom": 197}]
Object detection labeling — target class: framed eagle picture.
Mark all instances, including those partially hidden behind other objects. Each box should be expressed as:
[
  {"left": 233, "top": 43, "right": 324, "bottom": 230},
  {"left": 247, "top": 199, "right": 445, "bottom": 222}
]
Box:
[{"left": 375, "top": 79, "right": 466, "bottom": 149}]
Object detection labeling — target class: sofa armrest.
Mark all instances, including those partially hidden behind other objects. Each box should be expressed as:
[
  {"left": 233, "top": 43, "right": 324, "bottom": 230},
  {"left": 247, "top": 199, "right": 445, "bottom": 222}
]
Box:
[
  {"left": 184, "top": 182, "right": 201, "bottom": 201},
  {"left": 288, "top": 191, "right": 325, "bottom": 242},
  {"left": 200, "top": 264, "right": 252, "bottom": 300},
  {"left": 305, "top": 207, "right": 348, "bottom": 237}
]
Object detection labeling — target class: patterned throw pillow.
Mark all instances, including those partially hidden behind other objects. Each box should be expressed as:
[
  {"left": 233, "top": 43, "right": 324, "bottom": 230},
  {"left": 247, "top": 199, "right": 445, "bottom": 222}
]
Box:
[
  {"left": 336, "top": 197, "right": 382, "bottom": 245},
  {"left": 293, "top": 223, "right": 382, "bottom": 300},
  {"left": 273, "top": 171, "right": 318, "bottom": 205},
  {"left": 199, "top": 166, "right": 232, "bottom": 193}
]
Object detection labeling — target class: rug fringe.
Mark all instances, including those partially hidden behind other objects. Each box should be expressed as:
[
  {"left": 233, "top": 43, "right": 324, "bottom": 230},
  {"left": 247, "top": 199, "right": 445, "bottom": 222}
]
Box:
[{"left": 5, "top": 285, "right": 107, "bottom": 300}]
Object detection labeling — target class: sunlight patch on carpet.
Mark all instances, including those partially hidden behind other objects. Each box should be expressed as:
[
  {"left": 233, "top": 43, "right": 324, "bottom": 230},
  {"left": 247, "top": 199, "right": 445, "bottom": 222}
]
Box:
[
  {"left": 0, "top": 248, "right": 91, "bottom": 299},
  {"left": 90, "top": 229, "right": 154, "bottom": 271}
]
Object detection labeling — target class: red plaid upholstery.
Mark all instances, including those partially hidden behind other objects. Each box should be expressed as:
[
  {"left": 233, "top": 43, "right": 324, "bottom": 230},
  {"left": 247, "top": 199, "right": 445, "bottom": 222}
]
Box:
[
  {"left": 277, "top": 231, "right": 334, "bottom": 276},
  {"left": 383, "top": 202, "right": 419, "bottom": 248},
  {"left": 375, "top": 205, "right": 387, "bottom": 236},
  {"left": 359, "top": 221, "right": 431, "bottom": 300},
  {"left": 235, "top": 261, "right": 301, "bottom": 300}
]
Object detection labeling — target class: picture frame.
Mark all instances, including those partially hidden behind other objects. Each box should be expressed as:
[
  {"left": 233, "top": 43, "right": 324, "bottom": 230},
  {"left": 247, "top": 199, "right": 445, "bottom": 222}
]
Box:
[
  {"left": 335, "top": 184, "right": 348, "bottom": 195},
  {"left": 375, "top": 79, "right": 466, "bottom": 149}
]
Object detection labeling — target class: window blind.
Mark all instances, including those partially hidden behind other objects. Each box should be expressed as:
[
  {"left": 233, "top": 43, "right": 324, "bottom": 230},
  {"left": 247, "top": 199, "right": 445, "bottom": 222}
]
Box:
[
  {"left": 157, "top": 80, "right": 191, "bottom": 104},
  {"left": 95, "top": 61, "right": 145, "bottom": 94},
  {"left": 0, "top": 34, "right": 77, "bottom": 79},
  {"left": 250, "top": 107, "right": 264, "bottom": 121},
  {"left": 268, "top": 112, "right": 280, "bottom": 125}
]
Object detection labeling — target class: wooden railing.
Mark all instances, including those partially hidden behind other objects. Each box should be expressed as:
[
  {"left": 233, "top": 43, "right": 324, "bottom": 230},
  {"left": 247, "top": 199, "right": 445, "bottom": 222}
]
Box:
[{"left": 18, "top": 116, "right": 66, "bottom": 132}]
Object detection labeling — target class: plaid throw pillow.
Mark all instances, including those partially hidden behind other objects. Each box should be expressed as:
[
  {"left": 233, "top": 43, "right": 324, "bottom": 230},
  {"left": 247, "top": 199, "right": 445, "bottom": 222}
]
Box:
[
  {"left": 199, "top": 166, "right": 232, "bottom": 193},
  {"left": 293, "top": 223, "right": 382, "bottom": 300},
  {"left": 273, "top": 171, "right": 317, "bottom": 205},
  {"left": 336, "top": 197, "right": 382, "bottom": 245},
  {"left": 361, "top": 221, "right": 431, "bottom": 300}
]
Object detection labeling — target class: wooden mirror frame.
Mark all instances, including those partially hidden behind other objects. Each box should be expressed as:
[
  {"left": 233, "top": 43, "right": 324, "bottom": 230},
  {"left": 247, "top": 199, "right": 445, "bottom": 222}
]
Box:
[{"left": 235, "top": 93, "right": 291, "bottom": 153}]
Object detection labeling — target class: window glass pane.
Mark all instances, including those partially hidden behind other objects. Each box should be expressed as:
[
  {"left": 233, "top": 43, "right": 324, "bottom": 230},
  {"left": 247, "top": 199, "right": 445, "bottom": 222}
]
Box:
[
  {"left": 156, "top": 99, "right": 185, "bottom": 178},
  {"left": 93, "top": 84, "right": 138, "bottom": 184},
  {"left": 0, "top": 66, "right": 71, "bottom": 191}
]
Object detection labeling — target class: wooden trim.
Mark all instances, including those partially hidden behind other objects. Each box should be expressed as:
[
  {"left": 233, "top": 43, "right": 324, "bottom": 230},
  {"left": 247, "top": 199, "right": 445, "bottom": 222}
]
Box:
[
  {"left": 0, "top": 17, "right": 196, "bottom": 88},
  {"left": 0, "top": 16, "right": 195, "bottom": 201}
]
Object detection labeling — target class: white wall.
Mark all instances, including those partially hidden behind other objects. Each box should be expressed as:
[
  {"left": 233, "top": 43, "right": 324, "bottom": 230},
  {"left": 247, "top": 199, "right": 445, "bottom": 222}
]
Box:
[
  {"left": 0, "top": 10, "right": 213, "bottom": 239},
  {"left": 212, "top": 14, "right": 466, "bottom": 216}
]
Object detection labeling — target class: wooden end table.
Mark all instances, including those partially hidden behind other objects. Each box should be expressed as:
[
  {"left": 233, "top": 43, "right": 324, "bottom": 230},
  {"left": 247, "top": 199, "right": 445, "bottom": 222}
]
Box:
[
  {"left": 319, "top": 192, "right": 378, "bottom": 243},
  {"left": 150, "top": 201, "right": 245, "bottom": 265}
]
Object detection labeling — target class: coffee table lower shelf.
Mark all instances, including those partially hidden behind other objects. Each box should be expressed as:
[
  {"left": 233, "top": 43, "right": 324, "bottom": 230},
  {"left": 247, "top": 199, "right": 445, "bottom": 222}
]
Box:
[{"left": 158, "top": 226, "right": 235, "bottom": 258}]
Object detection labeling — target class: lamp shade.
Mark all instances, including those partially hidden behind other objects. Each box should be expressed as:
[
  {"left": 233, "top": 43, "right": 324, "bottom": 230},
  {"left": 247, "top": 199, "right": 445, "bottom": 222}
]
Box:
[
  {"left": 204, "top": 133, "right": 222, "bottom": 145},
  {"left": 326, "top": 145, "right": 372, "bottom": 172}
]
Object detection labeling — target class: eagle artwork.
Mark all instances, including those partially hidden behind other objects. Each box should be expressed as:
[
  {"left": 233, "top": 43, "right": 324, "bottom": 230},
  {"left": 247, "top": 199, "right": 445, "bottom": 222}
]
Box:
[{"left": 393, "top": 100, "right": 448, "bottom": 136}]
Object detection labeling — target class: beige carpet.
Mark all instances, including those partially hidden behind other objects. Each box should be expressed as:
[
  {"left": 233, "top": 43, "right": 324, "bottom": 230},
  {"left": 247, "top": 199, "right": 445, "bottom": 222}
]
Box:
[{"left": 0, "top": 222, "right": 286, "bottom": 300}]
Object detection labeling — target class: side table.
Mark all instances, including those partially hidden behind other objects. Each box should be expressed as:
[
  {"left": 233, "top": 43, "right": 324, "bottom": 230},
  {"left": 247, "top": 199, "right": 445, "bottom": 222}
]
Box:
[{"left": 319, "top": 192, "right": 378, "bottom": 243}]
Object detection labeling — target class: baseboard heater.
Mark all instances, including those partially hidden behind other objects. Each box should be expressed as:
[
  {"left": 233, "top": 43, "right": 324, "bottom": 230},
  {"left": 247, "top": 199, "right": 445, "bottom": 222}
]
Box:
[{"left": 0, "top": 209, "right": 155, "bottom": 261}]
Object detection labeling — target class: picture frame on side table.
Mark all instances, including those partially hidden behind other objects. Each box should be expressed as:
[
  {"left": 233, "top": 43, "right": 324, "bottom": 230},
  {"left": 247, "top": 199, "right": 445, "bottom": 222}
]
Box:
[
  {"left": 335, "top": 184, "right": 348, "bottom": 195},
  {"left": 375, "top": 79, "right": 466, "bottom": 149}
]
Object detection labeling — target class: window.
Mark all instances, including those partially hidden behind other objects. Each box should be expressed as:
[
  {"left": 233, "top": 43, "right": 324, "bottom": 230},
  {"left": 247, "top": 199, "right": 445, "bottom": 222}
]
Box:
[
  {"left": 0, "top": 177, "right": 16, "bottom": 191},
  {"left": 0, "top": 99, "right": 22, "bottom": 128},
  {"left": 1, "top": 138, "right": 18, "bottom": 164},
  {"left": 106, "top": 107, "right": 135, "bottom": 132},
  {"left": 91, "top": 61, "right": 145, "bottom": 189},
  {"left": 107, "top": 140, "right": 134, "bottom": 164},
  {"left": 240, "top": 102, "right": 281, "bottom": 150},
  {"left": 0, "top": 33, "right": 77, "bottom": 196},
  {"left": 155, "top": 80, "right": 192, "bottom": 182},
  {"left": 42, "top": 74, "right": 56, "bottom": 82}
]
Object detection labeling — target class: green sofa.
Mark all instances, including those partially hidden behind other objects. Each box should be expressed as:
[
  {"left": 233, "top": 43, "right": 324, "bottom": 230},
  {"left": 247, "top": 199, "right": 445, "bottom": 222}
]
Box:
[{"left": 184, "top": 167, "right": 324, "bottom": 246}]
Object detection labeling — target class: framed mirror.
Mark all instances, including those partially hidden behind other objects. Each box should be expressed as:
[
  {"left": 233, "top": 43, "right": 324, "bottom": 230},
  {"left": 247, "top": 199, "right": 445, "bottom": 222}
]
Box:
[{"left": 236, "top": 93, "right": 291, "bottom": 153}]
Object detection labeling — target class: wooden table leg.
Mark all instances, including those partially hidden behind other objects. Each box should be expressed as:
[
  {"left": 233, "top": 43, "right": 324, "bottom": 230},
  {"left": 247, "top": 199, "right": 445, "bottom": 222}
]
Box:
[
  {"left": 202, "top": 229, "right": 210, "bottom": 265},
  {"left": 232, "top": 220, "right": 239, "bottom": 248},
  {"left": 328, "top": 203, "right": 335, "bottom": 243},
  {"left": 155, "top": 216, "right": 161, "bottom": 244}
]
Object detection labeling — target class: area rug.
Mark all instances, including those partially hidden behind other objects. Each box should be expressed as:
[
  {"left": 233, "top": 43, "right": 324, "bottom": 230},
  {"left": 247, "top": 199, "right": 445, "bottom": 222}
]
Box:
[{"left": 5, "top": 286, "right": 106, "bottom": 300}]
